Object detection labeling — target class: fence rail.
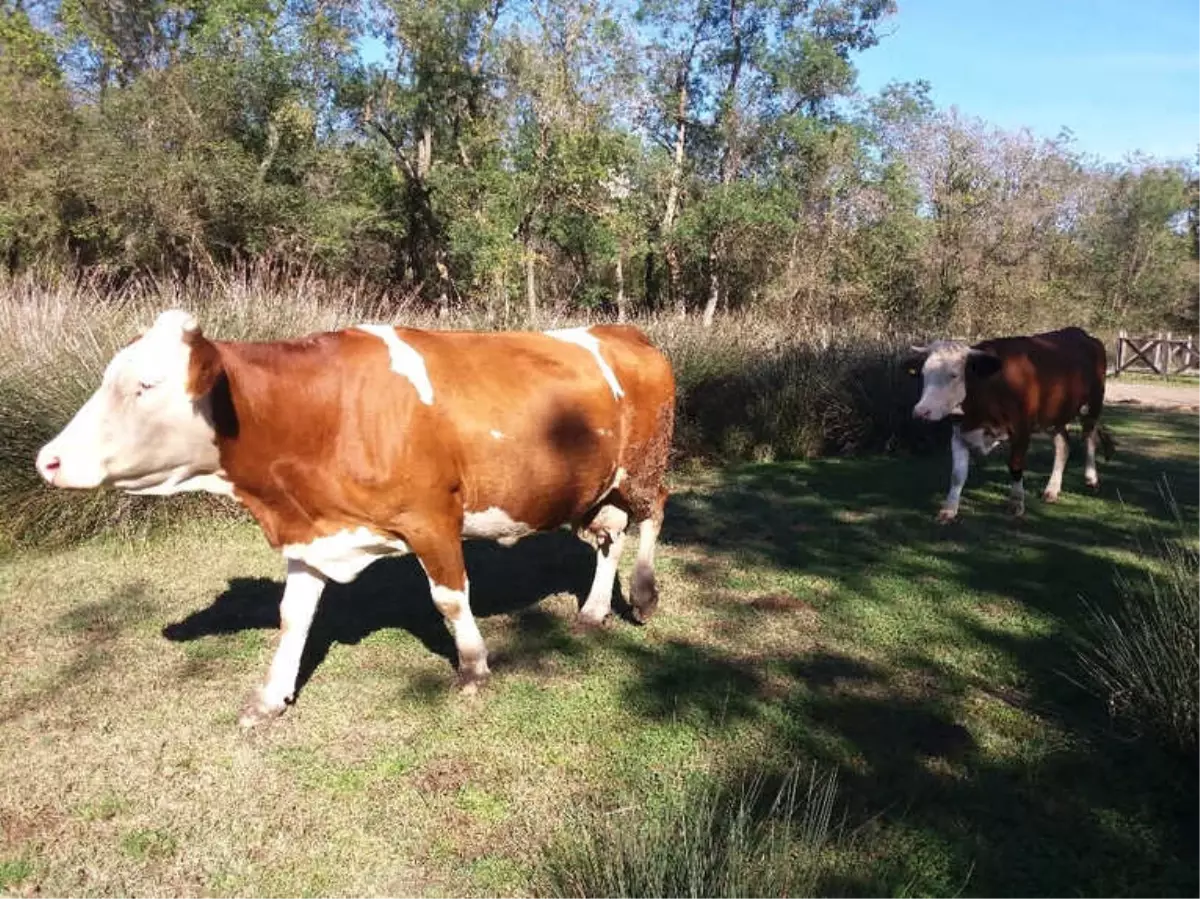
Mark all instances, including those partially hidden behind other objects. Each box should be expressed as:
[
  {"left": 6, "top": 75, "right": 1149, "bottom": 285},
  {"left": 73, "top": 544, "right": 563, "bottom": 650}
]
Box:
[{"left": 1112, "top": 331, "right": 1200, "bottom": 377}]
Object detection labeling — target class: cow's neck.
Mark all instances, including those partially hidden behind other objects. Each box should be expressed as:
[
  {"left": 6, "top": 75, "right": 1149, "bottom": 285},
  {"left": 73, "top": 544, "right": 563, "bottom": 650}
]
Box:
[{"left": 208, "top": 339, "right": 344, "bottom": 548}]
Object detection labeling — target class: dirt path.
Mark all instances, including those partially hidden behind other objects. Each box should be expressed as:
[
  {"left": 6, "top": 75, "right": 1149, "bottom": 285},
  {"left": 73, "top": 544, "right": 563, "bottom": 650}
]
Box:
[{"left": 1107, "top": 380, "right": 1199, "bottom": 410}]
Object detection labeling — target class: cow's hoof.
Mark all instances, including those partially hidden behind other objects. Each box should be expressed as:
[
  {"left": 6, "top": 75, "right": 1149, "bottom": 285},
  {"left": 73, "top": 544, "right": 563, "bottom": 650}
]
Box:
[
  {"left": 630, "top": 601, "right": 657, "bottom": 625},
  {"left": 238, "top": 689, "right": 287, "bottom": 728},
  {"left": 574, "top": 611, "right": 609, "bottom": 631},
  {"left": 1085, "top": 478, "right": 1100, "bottom": 491},
  {"left": 935, "top": 508, "right": 958, "bottom": 524},
  {"left": 457, "top": 674, "right": 489, "bottom": 697},
  {"left": 630, "top": 582, "right": 659, "bottom": 624},
  {"left": 1042, "top": 489, "right": 1060, "bottom": 503},
  {"left": 457, "top": 662, "right": 490, "bottom": 696},
  {"left": 1008, "top": 504, "right": 1026, "bottom": 519}
]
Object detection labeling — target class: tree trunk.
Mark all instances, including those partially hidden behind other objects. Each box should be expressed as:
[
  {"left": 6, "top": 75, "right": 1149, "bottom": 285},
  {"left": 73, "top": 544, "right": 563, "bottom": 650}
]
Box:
[
  {"left": 660, "top": 50, "right": 693, "bottom": 316},
  {"left": 668, "top": 245, "right": 686, "bottom": 317},
  {"left": 615, "top": 252, "right": 626, "bottom": 322},
  {"left": 704, "top": 0, "right": 742, "bottom": 329},
  {"left": 702, "top": 238, "right": 720, "bottom": 327},
  {"left": 525, "top": 242, "right": 537, "bottom": 324}
]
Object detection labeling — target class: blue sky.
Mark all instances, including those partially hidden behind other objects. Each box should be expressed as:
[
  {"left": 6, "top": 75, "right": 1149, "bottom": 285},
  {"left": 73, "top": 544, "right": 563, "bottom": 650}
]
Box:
[{"left": 852, "top": 0, "right": 1199, "bottom": 163}]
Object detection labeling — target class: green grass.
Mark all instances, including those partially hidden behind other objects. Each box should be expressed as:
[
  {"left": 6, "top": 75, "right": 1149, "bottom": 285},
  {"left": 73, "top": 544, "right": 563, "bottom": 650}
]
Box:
[{"left": 0, "top": 406, "right": 1196, "bottom": 896}]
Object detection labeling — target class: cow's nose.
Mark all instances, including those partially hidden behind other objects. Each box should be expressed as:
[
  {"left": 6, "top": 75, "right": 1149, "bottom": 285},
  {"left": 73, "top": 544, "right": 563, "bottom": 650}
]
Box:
[
  {"left": 36, "top": 447, "right": 61, "bottom": 483},
  {"left": 913, "top": 407, "right": 931, "bottom": 421}
]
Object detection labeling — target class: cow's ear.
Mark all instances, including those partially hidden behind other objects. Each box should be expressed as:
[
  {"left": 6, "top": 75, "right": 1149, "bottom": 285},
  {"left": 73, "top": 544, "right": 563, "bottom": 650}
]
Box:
[
  {"left": 185, "top": 331, "right": 224, "bottom": 397},
  {"left": 966, "top": 349, "right": 1003, "bottom": 379},
  {"left": 902, "top": 353, "right": 927, "bottom": 378}
]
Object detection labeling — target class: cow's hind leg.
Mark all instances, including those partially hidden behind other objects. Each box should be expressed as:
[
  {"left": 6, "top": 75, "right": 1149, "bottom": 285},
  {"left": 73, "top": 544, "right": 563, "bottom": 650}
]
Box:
[
  {"left": 1042, "top": 427, "right": 1069, "bottom": 502},
  {"left": 577, "top": 504, "right": 630, "bottom": 628},
  {"left": 412, "top": 533, "right": 489, "bottom": 693},
  {"left": 1081, "top": 416, "right": 1101, "bottom": 489},
  {"left": 1007, "top": 428, "right": 1030, "bottom": 517},
  {"left": 240, "top": 559, "right": 327, "bottom": 728}
]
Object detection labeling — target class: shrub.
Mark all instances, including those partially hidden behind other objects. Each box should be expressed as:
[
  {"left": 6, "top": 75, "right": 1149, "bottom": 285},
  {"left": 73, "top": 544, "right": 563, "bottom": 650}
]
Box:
[
  {"left": 537, "top": 765, "right": 840, "bottom": 898},
  {"left": 1075, "top": 482, "right": 1199, "bottom": 755}
]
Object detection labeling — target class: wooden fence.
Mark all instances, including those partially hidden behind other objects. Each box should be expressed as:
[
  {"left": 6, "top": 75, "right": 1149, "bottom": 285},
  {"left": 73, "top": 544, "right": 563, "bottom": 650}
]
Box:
[{"left": 1112, "top": 332, "right": 1200, "bottom": 377}]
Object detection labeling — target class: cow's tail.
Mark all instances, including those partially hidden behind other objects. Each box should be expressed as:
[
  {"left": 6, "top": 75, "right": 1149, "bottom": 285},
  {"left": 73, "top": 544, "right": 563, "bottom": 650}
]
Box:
[{"left": 1097, "top": 423, "right": 1117, "bottom": 461}]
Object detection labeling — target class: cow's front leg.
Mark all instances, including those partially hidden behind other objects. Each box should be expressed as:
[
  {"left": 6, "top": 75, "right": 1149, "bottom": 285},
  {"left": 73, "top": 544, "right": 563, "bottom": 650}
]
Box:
[
  {"left": 577, "top": 503, "right": 630, "bottom": 628},
  {"left": 1007, "top": 429, "right": 1030, "bottom": 517},
  {"left": 240, "top": 559, "right": 327, "bottom": 728},
  {"left": 1042, "top": 428, "right": 1068, "bottom": 502},
  {"left": 937, "top": 425, "right": 971, "bottom": 523}
]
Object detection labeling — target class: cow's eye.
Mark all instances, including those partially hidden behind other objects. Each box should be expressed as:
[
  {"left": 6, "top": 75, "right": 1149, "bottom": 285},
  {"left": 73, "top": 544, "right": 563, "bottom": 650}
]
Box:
[{"left": 136, "top": 381, "right": 157, "bottom": 396}]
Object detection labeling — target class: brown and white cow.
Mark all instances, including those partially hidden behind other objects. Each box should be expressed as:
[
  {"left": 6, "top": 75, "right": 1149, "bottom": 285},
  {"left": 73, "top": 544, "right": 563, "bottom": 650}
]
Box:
[
  {"left": 908, "top": 326, "right": 1111, "bottom": 522},
  {"left": 36, "top": 311, "right": 676, "bottom": 725}
]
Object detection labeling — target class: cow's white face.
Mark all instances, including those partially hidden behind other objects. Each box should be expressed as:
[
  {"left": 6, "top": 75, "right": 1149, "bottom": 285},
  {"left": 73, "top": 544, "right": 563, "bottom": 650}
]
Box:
[
  {"left": 911, "top": 341, "right": 1005, "bottom": 421},
  {"left": 35, "top": 310, "right": 222, "bottom": 494}
]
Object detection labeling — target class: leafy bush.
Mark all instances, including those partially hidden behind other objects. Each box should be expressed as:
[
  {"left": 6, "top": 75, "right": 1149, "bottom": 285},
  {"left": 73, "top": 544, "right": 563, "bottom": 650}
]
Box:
[
  {"left": 537, "top": 765, "right": 840, "bottom": 898},
  {"left": 1075, "top": 483, "right": 1199, "bottom": 755}
]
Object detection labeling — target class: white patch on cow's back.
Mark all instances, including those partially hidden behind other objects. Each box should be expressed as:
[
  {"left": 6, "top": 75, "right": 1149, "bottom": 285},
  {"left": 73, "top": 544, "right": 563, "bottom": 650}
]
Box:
[
  {"left": 490, "top": 429, "right": 505, "bottom": 440},
  {"left": 356, "top": 324, "right": 434, "bottom": 405},
  {"left": 283, "top": 527, "right": 410, "bottom": 583},
  {"left": 544, "top": 327, "right": 624, "bottom": 399},
  {"left": 463, "top": 506, "right": 535, "bottom": 547}
]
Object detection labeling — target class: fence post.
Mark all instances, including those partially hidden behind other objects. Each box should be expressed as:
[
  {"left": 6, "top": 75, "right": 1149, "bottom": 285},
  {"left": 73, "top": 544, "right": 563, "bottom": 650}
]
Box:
[
  {"left": 1165, "top": 332, "right": 1173, "bottom": 378},
  {"left": 1115, "top": 330, "right": 1124, "bottom": 376},
  {"left": 1187, "top": 336, "right": 1195, "bottom": 376},
  {"left": 1152, "top": 332, "right": 1163, "bottom": 375}
]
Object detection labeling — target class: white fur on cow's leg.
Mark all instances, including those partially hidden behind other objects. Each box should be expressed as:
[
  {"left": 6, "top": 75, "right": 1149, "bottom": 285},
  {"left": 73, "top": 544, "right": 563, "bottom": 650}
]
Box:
[
  {"left": 1043, "top": 430, "right": 1069, "bottom": 502},
  {"left": 239, "top": 559, "right": 327, "bottom": 728},
  {"left": 938, "top": 426, "right": 971, "bottom": 523},
  {"left": 429, "top": 579, "right": 489, "bottom": 694},
  {"left": 578, "top": 530, "right": 627, "bottom": 627},
  {"left": 630, "top": 518, "right": 662, "bottom": 622},
  {"left": 1083, "top": 427, "right": 1099, "bottom": 488}
]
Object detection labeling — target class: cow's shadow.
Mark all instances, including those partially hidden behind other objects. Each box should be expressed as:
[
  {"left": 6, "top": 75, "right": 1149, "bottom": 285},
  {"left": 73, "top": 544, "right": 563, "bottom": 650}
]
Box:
[{"left": 162, "top": 531, "right": 614, "bottom": 690}]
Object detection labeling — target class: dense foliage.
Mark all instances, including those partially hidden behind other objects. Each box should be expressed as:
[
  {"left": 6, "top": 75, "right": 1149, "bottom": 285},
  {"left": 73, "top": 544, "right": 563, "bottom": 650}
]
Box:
[{"left": 0, "top": 0, "right": 1196, "bottom": 332}]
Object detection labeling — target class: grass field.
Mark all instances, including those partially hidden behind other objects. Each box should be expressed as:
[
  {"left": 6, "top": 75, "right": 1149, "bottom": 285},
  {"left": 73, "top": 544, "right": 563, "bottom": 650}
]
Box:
[{"left": 0, "top": 406, "right": 1196, "bottom": 897}]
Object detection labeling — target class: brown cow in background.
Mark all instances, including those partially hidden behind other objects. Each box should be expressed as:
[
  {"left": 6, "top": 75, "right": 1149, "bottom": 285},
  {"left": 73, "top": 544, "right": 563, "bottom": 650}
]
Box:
[{"left": 909, "top": 326, "right": 1114, "bottom": 522}]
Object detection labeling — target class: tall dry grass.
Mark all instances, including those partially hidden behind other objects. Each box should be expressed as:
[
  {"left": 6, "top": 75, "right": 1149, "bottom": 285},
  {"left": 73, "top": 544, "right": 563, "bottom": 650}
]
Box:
[
  {"left": 537, "top": 765, "right": 841, "bottom": 898},
  {"left": 0, "top": 269, "right": 926, "bottom": 547},
  {"left": 1075, "top": 482, "right": 1199, "bottom": 756}
]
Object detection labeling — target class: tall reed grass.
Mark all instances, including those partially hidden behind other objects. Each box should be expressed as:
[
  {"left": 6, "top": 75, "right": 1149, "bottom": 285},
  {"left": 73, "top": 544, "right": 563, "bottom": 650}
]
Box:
[
  {"left": 1075, "top": 482, "right": 1199, "bottom": 755},
  {"left": 537, "top": 766, "right": 841, "bottom": 898},
  {"left": 0, "top": 269, "right": 926, "bottom": 547}
]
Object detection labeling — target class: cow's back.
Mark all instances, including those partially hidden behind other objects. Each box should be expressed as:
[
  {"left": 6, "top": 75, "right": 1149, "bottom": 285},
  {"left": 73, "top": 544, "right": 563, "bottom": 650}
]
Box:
[{"left": 972, "top": 327, "right": 1105, "bottom": 429}]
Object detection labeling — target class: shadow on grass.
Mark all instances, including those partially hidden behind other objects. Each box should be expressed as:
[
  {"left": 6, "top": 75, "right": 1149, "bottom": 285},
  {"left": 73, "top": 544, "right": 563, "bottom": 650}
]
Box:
[
  {"left": 156, "top": 405, "right": 1196, "bottom": 896},
  {"left": 637, "top": 406, "right": 1199, "bottom": 896},
  {"left": 162, "top": 531, "right": 619, "bottom": 689}
]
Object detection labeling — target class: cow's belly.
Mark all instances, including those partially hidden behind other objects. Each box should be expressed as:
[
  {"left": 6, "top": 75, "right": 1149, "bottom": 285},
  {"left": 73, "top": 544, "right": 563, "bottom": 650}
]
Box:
[{"left": 456, "top": 406, "right": 624, "bottom": 535}]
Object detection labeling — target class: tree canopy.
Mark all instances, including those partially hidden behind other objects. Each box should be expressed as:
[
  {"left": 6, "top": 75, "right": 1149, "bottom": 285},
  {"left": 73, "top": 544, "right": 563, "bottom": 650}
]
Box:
[{"left": 0, "top": 0, "right": 1195, "bottom": 331}]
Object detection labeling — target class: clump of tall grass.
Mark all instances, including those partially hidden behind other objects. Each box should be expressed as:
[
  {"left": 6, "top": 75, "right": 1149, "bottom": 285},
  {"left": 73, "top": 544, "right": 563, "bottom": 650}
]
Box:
[
  {"left": 655, "top": 316, "right": 930, "bottom": 463},
  {"left": 0, "top": 270, "right": 926, "bottom": 546},
  {"left": 1075, "top": 482, "right": 1199, "bottom": 755},
  {"left": 537, "top": 765, "right": 840, "bottom": 898}
]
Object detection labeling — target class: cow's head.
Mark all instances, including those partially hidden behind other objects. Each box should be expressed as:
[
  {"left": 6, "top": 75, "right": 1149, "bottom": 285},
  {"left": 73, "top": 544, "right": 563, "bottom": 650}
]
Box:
[
  {"left": 908, "top": 341, "right": 1003, "bottom": 421},
  {"left": 35, "top": 310, "right": 224, "bottom": 494}
]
